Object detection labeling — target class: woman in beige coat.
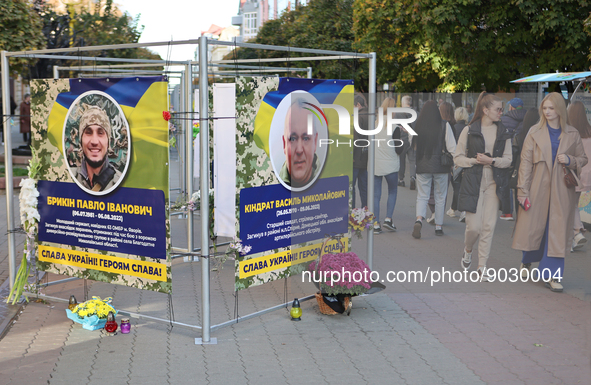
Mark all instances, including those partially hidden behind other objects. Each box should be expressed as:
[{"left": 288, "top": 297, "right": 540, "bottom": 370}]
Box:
[{"left": 512, "top": 93, "right": 588, "bottom": 292}]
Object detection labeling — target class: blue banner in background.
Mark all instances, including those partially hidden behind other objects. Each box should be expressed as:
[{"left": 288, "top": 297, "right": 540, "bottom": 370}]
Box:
[
  {"left": 37, "top": 180, "right": 166, "bottom": 260},
  {"left": 240, "top": 176, "right": 349, "bottom": 255}
]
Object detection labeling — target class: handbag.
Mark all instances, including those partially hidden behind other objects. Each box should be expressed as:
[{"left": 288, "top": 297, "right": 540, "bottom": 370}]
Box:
[
  {"left": 562, "top": 164, "right": 578, "bottom": 189},
  {"left": 440, "top": 121, "right": 454, "bottom": 167}
]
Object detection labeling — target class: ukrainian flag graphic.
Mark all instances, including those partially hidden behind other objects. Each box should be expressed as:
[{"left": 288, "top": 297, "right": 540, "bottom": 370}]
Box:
[{"left": 46, "top": 77, "right": 169, "bottom": 195}]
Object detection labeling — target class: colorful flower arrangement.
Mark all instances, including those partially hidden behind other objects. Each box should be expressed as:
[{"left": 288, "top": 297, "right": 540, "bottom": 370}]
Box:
[
  {"left": 66, "top": 296, "right": 118, "bottom": 331},
  {"left": 349, "top": 207, "right": 375, "bottom": 239},
  {"left": 6, "top": 149, "right": 42, "bottom": 305},
  {"left": 309, "top": 252, "right": 372, "bottom": 296},
  {"left": 70, "top": 296, "right": 116, "bottom": 319}
]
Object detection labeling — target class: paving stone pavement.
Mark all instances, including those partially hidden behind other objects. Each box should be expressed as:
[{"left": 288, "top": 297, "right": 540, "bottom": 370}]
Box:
[{"left": 0, "top": 164, "right": 590, "bottom": 384}]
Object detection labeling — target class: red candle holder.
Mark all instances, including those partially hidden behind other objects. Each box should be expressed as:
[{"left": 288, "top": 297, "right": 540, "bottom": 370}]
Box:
[{"left": 104, "top": 311, "right": 118, "bottom": 333}]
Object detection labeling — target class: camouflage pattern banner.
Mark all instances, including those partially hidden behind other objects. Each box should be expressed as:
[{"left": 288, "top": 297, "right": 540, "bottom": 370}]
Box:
[
  {"left": 31, "top": 77, "right": 171, "bottom": 293},
  {"left": 235, "top": 77, "right": 353, "bottom": 291}
]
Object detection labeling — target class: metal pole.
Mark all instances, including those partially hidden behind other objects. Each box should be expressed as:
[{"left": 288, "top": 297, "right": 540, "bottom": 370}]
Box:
[
  {"left": 367, "top": 52, "right": 377, "bottom": 271},
  {"left": 198, "top": 36, "right": 213, "bottom": 344},
  {"left": 307, "top": 67, "right": 313, "bottom": 79},
  {"left": 185, "top": 62, "right": 194, "bottom": 259},
  {"left": 214, "top": 55, "right": 363, "bottom": 65},
  {"left": 53, "top": 65, "right": 58, "bottom": 79},
  {"left": 1, "top": 51, "right": 17, "bottom": 289},
  {"left": 5, "top": 39, "right": 372, "bottom": 58},
  {"left": 178, "top": 72, "right": 185, "bottom": 195}
]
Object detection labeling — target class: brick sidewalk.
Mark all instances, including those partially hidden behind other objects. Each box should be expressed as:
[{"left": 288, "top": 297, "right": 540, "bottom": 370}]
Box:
[{"left": 0, "top": 172, "right": 589, "bottom": 384}]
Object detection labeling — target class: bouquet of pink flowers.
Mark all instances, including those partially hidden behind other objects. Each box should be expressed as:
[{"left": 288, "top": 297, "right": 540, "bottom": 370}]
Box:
[
  {"left": 309, "top": 252, "right": 372, "bottom": 296},
  {"left": 349, "top": 207, "right": 375, "bottom": 239}
]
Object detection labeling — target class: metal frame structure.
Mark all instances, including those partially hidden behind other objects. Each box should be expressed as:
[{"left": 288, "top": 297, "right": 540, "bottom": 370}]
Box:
[{"left": 1, "top": 37, "right": 377, "bottom": 345}]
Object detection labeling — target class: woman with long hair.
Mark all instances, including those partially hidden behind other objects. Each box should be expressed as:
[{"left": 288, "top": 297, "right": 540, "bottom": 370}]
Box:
[
  {"left": 373, "top": 97, "right": 404, "bottom": 233},
  {"left": 454, "top": 94, "right": 513, "bottom": 279},
  {"left": 566, "top": 101, "right": 591, "bottom": 250},
  {"left": 513, "top": 93, "right": 588, "bottom": 291},
  {"left": 412, "top": 100, "right": 456, "bottom": 238}
]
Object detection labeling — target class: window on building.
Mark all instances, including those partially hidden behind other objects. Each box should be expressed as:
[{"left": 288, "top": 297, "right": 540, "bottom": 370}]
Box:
[{"left": 244, "top": 12, "right": 258, "bottom": 40}]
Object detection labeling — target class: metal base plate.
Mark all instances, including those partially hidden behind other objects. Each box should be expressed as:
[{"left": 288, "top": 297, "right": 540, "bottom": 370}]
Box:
[{"left": 195, "top": 337, "right": 217, "bottom": 345}]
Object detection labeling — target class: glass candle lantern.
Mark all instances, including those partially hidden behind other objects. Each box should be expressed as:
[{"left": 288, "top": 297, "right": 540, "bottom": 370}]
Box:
[
  {"left": 68, "top": 295, "right": 77, "bottom": 311},
  {"left": 104, "top": 311, "right": 118, "bottom": 333},
  {"left": 120, "top": 318, "right": 131, "bottom": 334}
]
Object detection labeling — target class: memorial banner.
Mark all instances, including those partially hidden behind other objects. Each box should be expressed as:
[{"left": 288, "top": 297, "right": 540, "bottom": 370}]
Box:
[
  {"left": 234, "top": 77, "right": 353, "bottom": 290},
  {"left": 31, "top": 77, "right": 171, "bottom": 293}
]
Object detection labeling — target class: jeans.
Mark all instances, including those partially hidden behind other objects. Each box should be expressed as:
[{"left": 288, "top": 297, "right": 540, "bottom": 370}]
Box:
[
  {"left": 352, "top": 168, "right": 368, "bottom": 208},
  {"left": 374, "top": 172, "right": 398, "bottom": 223},
  {"left": 415, "top": 173, "right": 448, "bottom": 226}
]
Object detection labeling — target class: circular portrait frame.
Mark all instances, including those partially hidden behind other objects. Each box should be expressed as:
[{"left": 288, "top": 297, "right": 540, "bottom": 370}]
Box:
[
  {"left": 269, "top": 90, "right": 328, "bottom": 192},
  {"left": 63, "top": 90, "right": 131, "bottom": 196}
]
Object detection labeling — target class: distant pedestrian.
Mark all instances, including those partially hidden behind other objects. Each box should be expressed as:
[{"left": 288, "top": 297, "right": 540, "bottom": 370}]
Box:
[
  {"left": 412, "top": 100, "right": 456, "bottom": 238},
  {"left": 373, "top": 98, "right": 404, "bottom": 234},
  {"left": 455, "top": 94, "right": 512, "bottom": 280},
  {"left": 466, "top": 103, "right": 474, "bottom": 122},
  {"left": 0, "top": 96, "right": 17, "bottom": 145},
  {"left": 20, "top": 93, "right": 31, "bottom": 145},
  {"left": 512, "top": 93, "right": 588, "bottom": 292},
  {"left": 353, "top": 94, "right": 368, "bottom": 209},
  {"left": 499, "top": 97, "right": 528, "bottom": 221},
  {"left": 501, "top": 97, "right": 527, "bottom": 137},
  {"left": 566, "top": 101, "right": 591, "bottom": 251},
  {"left": 509, "top": 108, "right": 540, "bottom": 219},
  {"left": 398, "top": 95, "right": 417, "bottom": 190}
]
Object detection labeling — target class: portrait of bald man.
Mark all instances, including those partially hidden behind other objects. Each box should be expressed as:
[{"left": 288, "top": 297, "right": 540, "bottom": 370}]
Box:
[{"left": 278, "top": 99, "right": 320, "bottom": 188}]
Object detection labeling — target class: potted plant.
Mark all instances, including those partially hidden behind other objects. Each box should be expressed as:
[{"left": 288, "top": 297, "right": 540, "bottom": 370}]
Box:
[{"left": 308, "top": 237, "right": 372, "bottom": 315}]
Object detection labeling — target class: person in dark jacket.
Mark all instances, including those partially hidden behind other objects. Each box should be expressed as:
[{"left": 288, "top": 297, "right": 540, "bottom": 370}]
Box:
[
  {"left": 0, "top": 96, "right": 17, "bottom": 145},
  {"left": 454, "top": 94, "right": 512, "bottom": 280},
  {"left": 501, "top": 97, "right": 527, "bottom": 137},
  {"left": 412, "top": 100, "right": 456, "bottom": 239},
  {"left": 499, "top": 97, "right": 528, "bottom": 220},
  {"left": 353, "top": 94, "right": 368, "bottom": 208},
  {"left": 20, "top": 94, "right": 31, "bottom": 145}
]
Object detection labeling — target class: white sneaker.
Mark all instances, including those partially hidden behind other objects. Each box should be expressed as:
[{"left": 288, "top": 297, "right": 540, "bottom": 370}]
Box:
[
  {"left": 546, "top": 279, "right": 563, "bottom": 292},
  {"left": 573, "top": 232, "right": 587, "bottom": 250},
  {"left": 426, "top": 213, "right": 435, "bottom": 225},
  {"left": 461, "top": 249, "right": 472, "bottom": 270},
  {"left": 459, "top": 211, "right": 466, "bottom": 223},
  {"left": 446, "top": 208, "right": 457, "bottom": 218}
]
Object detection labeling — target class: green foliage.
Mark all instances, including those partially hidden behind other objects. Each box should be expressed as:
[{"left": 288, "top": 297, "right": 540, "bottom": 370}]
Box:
[
  {"left": 32, "top": 0, "right": 161, "bottom": 78},
  {"left": 355, "top": 0, "right": 591, "bottom": 92},
  {"left": 225, "top": 0, "right": 369, "bottom": 91},
  {"left": 0, "top": 0, "right": 45, "bottom": 75}
]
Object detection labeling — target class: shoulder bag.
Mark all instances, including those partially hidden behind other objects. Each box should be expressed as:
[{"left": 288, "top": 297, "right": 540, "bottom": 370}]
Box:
[
  {"left": 562, "top": 164, "right": 578, "bottom": 189},
  {"left": 441, "top": 121, "right": 454, "bottom": 167}
]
